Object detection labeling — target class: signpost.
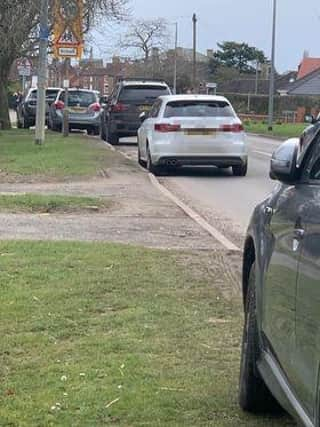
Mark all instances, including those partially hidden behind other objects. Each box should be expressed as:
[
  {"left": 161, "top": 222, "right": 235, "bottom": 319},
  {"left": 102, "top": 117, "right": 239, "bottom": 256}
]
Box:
[
  {"left": 53, "top": 0, "right": 84, "bottom": 60},
  {"left": 53, "top": 0, "right": 84, "bottom": 137},
  {"left": 17, "top": 58, "right": 32, "bottom": 92}
]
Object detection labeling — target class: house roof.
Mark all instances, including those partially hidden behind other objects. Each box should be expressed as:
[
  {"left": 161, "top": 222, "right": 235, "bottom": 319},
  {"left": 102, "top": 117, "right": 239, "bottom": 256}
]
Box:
[
  {"left": 297, "top": 57, "right": 320, "bottom": 79},
  {"left": 284, "top": 66, "right": 320, "bottom": 95}
]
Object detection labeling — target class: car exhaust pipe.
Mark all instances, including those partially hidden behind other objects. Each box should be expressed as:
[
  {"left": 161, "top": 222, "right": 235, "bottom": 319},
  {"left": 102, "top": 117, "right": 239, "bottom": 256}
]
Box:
[{"left": 166, "top": 159, "right": 177, "bottom": 166}]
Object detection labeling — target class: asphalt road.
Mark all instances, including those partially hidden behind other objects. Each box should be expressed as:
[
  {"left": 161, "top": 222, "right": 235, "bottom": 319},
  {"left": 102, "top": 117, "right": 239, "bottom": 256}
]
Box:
[{"left": 114, "top": 134, "right": 284, "bottom": 236}]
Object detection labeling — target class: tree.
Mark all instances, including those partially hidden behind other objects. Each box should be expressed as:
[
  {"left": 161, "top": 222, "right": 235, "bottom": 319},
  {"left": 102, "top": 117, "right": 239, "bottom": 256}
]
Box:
[
  {"left": 0, "top": 0, "right": 127, "bottom": 129},
  {"left": 120, "top": 18, "right": 169, "bottom": 61},
  {"left": 214, "top": 41, "right": 267, "bottom": 74}
]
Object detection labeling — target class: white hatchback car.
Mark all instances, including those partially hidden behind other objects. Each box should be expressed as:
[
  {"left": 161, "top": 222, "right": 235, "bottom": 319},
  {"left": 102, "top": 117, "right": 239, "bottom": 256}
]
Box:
[{"left": 137, "top": 95, "right": 248, "bottom": 176}]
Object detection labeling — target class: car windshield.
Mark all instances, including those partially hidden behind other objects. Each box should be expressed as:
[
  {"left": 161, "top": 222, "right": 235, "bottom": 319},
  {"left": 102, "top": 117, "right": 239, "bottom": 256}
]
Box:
[
  {"left": 119, "top": 85, "right": 170, "bottom": 102},
  {"left": 59, "top": 91, "right": 96, "bottom": 107},
  {"left": 164, "top": 100, "right": 235, "bottom": 118}
]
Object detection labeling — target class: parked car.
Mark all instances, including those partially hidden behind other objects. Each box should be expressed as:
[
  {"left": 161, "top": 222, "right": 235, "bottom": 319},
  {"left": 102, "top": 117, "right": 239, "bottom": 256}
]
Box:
[
  {"left": 48, "top": 88, "right": 101, "bottom": 134},
  {"left": 137, "top": 94, "right": 248, "bottom": 176},
  {"left": 100, "top": 79, "right": 172, "bottom": 144},
  {"left": 17, "top": 87, "right": 61, "bottom": 129},
  {"left": 239, "top": 128, "right": 320, "bottom": 426}
]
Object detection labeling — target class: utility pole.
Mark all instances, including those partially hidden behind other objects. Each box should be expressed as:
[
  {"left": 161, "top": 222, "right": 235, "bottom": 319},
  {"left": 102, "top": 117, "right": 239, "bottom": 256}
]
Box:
[
  {"left": 173, "top": 22, "right": 178, "bottom": 94},
  {"left": 268, "top": 0, "right": 277, "bottom": 131},
  {"left": 192, "top": 13, "right": 197, "bottom": 92},
  {"left": 35, "top": 0, "right": 49, "bottom": 145},
  {"left": 255, "top": 60, "right": 259, "bottom": 95}
]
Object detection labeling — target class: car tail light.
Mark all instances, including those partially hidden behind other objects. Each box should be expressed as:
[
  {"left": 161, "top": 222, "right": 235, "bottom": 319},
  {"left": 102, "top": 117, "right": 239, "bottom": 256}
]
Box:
[
  {"left": 111, "top": 103, "right": 128, "bottom": 112},
  {"left": 154, "top": 123, "right": 181, "bottom": 132},
  {"left": 89, "top": 102, "right": 101, "bottom": 112},
  {"left": 220, "top": 123, "right": 244, "bottom": 132},
  {"left": 54, "top": 100, "right": 65, "bottom": 110}
]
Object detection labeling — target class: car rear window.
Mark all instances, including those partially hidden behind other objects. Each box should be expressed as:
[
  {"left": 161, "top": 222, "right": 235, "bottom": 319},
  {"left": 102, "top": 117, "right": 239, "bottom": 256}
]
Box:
[
  {"left": 119, "top": 85, "right": 170, "bottom": 102},
  {"left": 28, "top": 89, "right": 60, "bottom": 103},
  {"left": 164, "top": 100, "right": 235, "bottom": 118},
  {"left": 59, "top": 91, "right": 96, "bottom": 107}
]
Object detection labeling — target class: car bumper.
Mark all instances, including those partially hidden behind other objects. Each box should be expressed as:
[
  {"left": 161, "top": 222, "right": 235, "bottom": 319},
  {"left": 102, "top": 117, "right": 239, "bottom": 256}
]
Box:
[
  {"left": 53, "top": 112, "right": 100, "bottom": 128},
  {"left": 151, "top": 139, "right": 248, "bottom": 166},
  {"left": 110, "top": 119, "right": 140, "bottom": 136}
]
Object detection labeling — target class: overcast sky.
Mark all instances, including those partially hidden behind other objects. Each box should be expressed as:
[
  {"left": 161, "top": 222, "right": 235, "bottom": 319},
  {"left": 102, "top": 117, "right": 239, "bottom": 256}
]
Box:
[{"left": 124, "top": 0, "right": 320, "bottom": 72}]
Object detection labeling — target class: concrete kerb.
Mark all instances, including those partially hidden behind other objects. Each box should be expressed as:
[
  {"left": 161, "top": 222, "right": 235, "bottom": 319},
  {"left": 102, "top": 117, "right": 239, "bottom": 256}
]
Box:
[{"left": 101, "top": 138, "right": 240, "bottom": 252}]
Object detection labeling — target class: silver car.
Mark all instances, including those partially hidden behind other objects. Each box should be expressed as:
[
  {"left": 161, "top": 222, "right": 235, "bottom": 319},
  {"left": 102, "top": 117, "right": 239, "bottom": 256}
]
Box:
[
  {"left": 49, "top": 89, "right": 101, "bottom": 135},
  {"left": 137, "top": 95, "right": 248, "bottom": 176}
]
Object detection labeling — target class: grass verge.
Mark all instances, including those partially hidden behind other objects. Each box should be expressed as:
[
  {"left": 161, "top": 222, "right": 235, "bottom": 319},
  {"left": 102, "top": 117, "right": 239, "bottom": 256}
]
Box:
[
  {"left": 244, "top": 122, "right": 306, "bottom": 139},
  {"left": 0, "top": 129, "right": 134, "bottom": 181},
  {"left": 0, "top": 241, "right": 294, "bottom": 426},
  {"left": 0, "top": 194, "right": 111, "bottom": 213}
]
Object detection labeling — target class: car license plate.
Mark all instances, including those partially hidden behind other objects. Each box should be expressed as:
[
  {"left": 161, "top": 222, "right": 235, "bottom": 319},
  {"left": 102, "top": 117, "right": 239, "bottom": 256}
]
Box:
[
  {"left": 184, "top": 129, "right": 216, "bottom": 136},
  {"left": 139, "top": 105, "right": 151, "bottom": 112},
  {"left": 69, "top": 107, "right": 86, "bottom": 113}
]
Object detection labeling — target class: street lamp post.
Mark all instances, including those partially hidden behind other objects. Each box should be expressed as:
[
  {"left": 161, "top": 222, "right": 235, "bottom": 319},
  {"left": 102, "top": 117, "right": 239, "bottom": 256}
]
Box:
[
  {"left": 35, "top": 0, "right": 49, "bottom": 145},
  {"left": 268, "top": 0, "right": 277, "bottom": 131},
  {"left": 173, "top": 22, "right": 178, "bottom": 94}
]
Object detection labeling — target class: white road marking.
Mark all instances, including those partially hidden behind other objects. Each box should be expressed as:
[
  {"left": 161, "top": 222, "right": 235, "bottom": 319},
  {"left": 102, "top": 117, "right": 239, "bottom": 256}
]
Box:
[
  {"left": 148, "top": 174, "right": 240, "bottom": 252},
  {"left": 252, "top": 150, "right": 272, "bottom": 157}
]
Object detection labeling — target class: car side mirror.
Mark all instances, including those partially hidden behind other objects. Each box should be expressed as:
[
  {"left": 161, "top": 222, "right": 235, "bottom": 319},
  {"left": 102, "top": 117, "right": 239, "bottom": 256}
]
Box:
[
  {"left": 139, "top": 111, "right": 148, "bottom": 123},
  {"left": 270, "top": 138, "right": 299, "bottom": 183},
  {"left": 305, "top": 115, "right": 317, "bottom": 124}
]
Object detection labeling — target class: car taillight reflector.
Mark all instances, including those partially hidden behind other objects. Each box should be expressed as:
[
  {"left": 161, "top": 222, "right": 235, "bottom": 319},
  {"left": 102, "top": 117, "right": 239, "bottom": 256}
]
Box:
[
  {"left": 154, "top": 123, "right": 181, "bottom": 132},
  {"left": 220, "top": 123, "right": 244, "bottom": 132},
  {"left": 54, "top": 100, "right": 65, "bottom": 110},
  {"left": 111, "top": 103, "right": 128, "bottom": 112},
  {"left": 89, "top": 102, "right": 101, "bottom": 112}
]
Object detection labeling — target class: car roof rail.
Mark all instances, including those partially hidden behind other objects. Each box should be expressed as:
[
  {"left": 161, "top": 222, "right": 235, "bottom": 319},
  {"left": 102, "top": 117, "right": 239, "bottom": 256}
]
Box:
[{"left": 117, "top": 77, "right": 168, "bottom": 84}]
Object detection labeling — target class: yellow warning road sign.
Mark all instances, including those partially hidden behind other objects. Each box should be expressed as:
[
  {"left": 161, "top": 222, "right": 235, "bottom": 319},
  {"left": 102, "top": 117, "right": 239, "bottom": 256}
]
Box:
[{"left": 53, "top": 0, "right": 84, "bottom": 59}]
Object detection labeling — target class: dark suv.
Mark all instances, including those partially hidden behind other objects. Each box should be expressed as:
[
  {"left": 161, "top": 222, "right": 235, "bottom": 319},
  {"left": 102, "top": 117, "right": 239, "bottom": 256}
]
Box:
[
  {"left": 17, "top": 88, "right": 60, "bottom": 129},
  {"left": 239, "top": 125, "right": 320, "bottom": 426},
  {"left": 100, "top": 79, "right": 171, "bottom": 144}
]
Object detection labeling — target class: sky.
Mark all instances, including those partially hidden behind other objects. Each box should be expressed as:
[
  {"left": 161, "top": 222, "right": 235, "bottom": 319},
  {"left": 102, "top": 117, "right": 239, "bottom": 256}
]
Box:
[{"left": 103, "top": 0, "right": 320, "bottom": 73}]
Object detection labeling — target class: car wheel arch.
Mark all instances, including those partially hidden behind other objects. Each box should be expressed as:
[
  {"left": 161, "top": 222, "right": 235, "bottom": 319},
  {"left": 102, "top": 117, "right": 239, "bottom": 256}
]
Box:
[{"left": 242, "top": 237, "right": 256, "bottom": 310}]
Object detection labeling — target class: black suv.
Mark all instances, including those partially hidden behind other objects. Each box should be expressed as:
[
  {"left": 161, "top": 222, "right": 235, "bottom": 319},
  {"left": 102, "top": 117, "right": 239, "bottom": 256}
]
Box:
[
  {"left": 17, "top": 87, "right": 61, "bottom": 129},
  {"left": 100, "top": 79, "right": 171, "bottom": 144}
]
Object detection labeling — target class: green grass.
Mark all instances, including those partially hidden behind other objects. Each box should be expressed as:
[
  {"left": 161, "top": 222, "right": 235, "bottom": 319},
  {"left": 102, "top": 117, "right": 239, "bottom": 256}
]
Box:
[
  {"left": 244, "top": 122, "right": 306, "bottom": 139},
  {"left": 0, "top": 129, "right": 133, "bottom": 181},
  {"left": 0, "top": 241, "right": 294, "bottom": 426},
  {"left": 0, "top": 194, "right": 111, "bottom": 213}
]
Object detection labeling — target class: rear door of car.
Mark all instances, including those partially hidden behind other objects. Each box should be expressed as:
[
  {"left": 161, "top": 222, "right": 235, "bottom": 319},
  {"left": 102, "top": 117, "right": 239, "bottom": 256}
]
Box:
[
  {"left": 60, "top": 90, "right": 98, "bottom": 119},
  {"left": 293, "top": 136, "right": 320, "bottom": 420}
]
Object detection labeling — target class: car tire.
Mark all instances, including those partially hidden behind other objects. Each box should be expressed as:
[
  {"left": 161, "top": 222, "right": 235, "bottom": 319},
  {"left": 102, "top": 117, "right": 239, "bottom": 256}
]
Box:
[
  {"left": 147, "top": 146, "right": 163, "bottom": 176},
  {"left": 107, "top": 126, "right": 119, "bottom": 145},
  {"left": 22, "top": 115, "right": 31, "bottom": 129},
  {"left": 100, "top": 121, "right": 107, "bottom": 141},
  {"left": 233, "top": 162, "right": 248, "bottom": 177},
  {"left": 92, "top": 126, "right": 100, "bottom": 136},
  {"left": 138, "top": 145, "right": 146, "bottom": 167},
  {"left": 239, "top": 262, "right": 281, "bottom": 413}
]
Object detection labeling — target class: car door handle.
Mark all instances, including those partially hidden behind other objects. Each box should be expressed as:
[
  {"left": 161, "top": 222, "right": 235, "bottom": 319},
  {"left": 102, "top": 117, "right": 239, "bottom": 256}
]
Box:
[{"left": 294, "top": 228, "right": 305, "bottom": 240}]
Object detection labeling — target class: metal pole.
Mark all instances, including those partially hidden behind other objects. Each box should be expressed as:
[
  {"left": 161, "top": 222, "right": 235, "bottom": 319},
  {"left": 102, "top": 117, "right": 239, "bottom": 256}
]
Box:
[
  {"left": 35, "top": 0, "right": 49, "bottom": 145},
  {"left": 255, "top": 60, "right": 259, "bottom": 95},
  {"left": 268, "top": 0, "right": 277, "bottom": 131},
  {"left": 63, "top": 58, "right": 70, "bottom": 137},
  {"left": 192, "top": 13, "right": 197, "bottom": 92},
  {"left": 173, "top": 22, "right": 178, "bottom": 94},
  {"left": 22, "top": 75, "right": 26, "bottom": 94}
]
